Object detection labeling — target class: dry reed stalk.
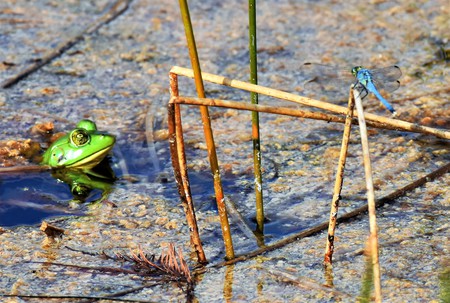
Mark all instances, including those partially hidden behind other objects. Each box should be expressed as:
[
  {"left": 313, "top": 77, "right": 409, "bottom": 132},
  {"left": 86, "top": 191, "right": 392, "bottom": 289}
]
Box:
[
  {"left": 323, "top": 87, "right": 355, "bottom": 266},
  {"left": 168, "top": 73, "right": 206, "bottom": 263},
  {"left": 170, "top": 66, "right": 450, "bottom": 140},
  {"left": 172, "top": 96, "right": 346, "bottom": 123},
  {"left": 178, "top": 0, "right": 235, "bottom": 260},
  {"left": 354, "top": 88, "right": 382, "bottom": 303}
]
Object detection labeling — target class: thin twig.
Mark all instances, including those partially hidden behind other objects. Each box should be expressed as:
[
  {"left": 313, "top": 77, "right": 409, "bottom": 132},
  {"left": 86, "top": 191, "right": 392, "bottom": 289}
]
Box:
[
  {"left": 1, "top": 0, "right": 132, "bottom": 88},
  {"left": 30, "top": 261, "right": 137, "bottom": 275},
  {"left": 171, "top": 96, "right": 346, "bottom": 125},
  {"left": 105, "top": 283, "right": 160, "bottom": 298}
]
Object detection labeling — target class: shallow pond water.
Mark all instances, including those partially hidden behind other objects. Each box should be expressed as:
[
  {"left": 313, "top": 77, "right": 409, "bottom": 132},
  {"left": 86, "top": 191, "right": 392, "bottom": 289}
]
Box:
[
  {"left": 0, "top": 173, "right": 83, "bottom": 226},
  {"left": 0, "top": 0, "right": 449, "bottom": 302}
]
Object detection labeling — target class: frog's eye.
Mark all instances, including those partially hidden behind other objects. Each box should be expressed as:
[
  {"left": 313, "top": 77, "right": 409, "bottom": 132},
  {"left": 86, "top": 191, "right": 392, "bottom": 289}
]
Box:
[{"left": 70, "top": 129, "right": 90, "bottom": 147}]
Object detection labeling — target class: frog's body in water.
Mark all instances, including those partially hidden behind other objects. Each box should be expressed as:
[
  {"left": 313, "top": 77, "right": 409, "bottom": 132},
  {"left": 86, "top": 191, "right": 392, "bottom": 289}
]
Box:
[{"left": 41, "top": 120, "right": 115, "bottom": 169}]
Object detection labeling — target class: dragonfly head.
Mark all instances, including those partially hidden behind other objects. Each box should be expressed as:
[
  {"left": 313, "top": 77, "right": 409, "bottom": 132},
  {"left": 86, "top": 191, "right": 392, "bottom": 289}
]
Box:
[{"left": 351, "top": 66, "right": 363, "bottom": 76}]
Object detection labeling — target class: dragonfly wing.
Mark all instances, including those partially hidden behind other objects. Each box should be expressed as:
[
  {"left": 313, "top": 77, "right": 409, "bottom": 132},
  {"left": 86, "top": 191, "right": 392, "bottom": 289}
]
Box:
[
  {"left": 303, "top": 63, "right": 354, "bottom": 79},
  {"left": 303, "top": 77, "right": 349, "bottom": 92},
  {"left": 370, "top": 65, "right": 402, "bottom": 82},
  {"left": 369, "top": 66, "right": 402, "bottom": 93},
  {"left": 375, "top": 80, "right": 400, "bottom": 93},
  {"left": 302, "top": 63, "right": 354, "bottom": 94}
]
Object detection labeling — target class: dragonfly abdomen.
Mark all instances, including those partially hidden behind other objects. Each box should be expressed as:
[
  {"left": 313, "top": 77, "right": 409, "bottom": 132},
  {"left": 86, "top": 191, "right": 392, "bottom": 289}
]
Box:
[{"left": 355, "top": 69, "right": 396, "bottom": 114}]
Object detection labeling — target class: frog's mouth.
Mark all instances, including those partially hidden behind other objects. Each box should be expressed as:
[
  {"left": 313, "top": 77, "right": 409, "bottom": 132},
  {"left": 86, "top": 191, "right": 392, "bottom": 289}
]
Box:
[{"left": 68, "top": 145, "right": 113, "bottom": 169}]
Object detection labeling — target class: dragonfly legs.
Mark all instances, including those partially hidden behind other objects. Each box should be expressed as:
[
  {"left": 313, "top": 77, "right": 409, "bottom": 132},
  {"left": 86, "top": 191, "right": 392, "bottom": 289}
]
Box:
[{"left": 353, "top": 81, "right": 369, "bottom": 99}]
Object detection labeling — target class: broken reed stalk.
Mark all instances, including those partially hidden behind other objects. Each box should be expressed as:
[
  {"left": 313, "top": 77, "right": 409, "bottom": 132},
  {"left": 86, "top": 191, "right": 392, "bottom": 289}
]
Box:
[
  {"left": 323, "top": 87, "right": 355, "bottom": 266},
  {"left": 178, "top": 0, "right": 235, "bottom": 259},
  {"left": 170, "top": 66, "right": 450, "bottom": 140},
  {"left": 354, "top": 88, "right": 382, "bottom": 303},
  {"left": 168, "top": 73, "right": 207, "bottom": 263},
  {"left": 248, "top": 0, "right": 264, "bottom": 235},
  {"left": 170, "top": 67, "right": 449, "bottom": 269}
]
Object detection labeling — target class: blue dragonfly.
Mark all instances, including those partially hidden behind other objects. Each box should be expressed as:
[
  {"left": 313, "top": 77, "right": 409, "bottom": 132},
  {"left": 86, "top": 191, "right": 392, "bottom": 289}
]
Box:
[{"left": 303, "top": 63, "right": 402, "bottom": 115}]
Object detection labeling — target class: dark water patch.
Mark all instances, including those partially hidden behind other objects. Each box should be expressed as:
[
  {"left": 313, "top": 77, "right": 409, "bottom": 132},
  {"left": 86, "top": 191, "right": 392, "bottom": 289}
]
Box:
[{"left": 0, "top": 173, "right": 84, "bottom": 227}]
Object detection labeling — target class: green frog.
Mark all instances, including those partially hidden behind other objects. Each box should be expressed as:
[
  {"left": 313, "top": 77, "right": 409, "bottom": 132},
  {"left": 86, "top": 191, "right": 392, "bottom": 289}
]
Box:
[{"left": 41, "top": 120, "right": 116, "bottom": 169}]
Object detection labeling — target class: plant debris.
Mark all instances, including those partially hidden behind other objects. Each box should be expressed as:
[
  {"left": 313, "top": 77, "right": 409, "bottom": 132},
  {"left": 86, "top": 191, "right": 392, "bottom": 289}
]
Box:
[{"left": 109, "top": 244, "right": 192, "bottom": 285}]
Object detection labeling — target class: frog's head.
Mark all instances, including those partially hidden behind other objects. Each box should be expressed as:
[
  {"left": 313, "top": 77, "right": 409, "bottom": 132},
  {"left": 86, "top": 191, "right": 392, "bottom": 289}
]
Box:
[
  {"left": 351, "top": 66, "right": 363, "bottom": 77},
  {"left": 41, "top": 120, "right": 115, "bottom": 169}
]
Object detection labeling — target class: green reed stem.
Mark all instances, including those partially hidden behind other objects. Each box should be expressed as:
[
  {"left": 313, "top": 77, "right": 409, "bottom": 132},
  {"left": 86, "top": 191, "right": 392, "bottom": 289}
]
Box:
[
  {"left": 249, "top": 0, "right": 264, "bottom": 235},
  {"left": 178, "top": 0, "right": 235, "bottom": 260}
]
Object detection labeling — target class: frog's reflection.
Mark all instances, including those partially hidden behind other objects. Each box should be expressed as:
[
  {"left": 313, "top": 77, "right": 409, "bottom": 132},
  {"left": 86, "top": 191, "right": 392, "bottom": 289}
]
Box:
[{"left": 50, "top": 158, "right": 116, "bottom": 205}]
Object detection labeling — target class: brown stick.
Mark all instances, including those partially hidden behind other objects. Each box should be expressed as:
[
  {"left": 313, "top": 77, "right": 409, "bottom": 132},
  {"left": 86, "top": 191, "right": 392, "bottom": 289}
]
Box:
[
  {"left": 171, "top": 96, "right": 445, "bottom": 136},
  {"left": 168, "top": 73, "right": 206, "bottom": 264},
  {"left": 1, "top": 0, "right": 132, "bottom": 88},
  {"left": 172, "top": 96, "right": 346, "bottom": 123},
  {"left": 323, "top": 87, "right": 355, "bottom": 266}
]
